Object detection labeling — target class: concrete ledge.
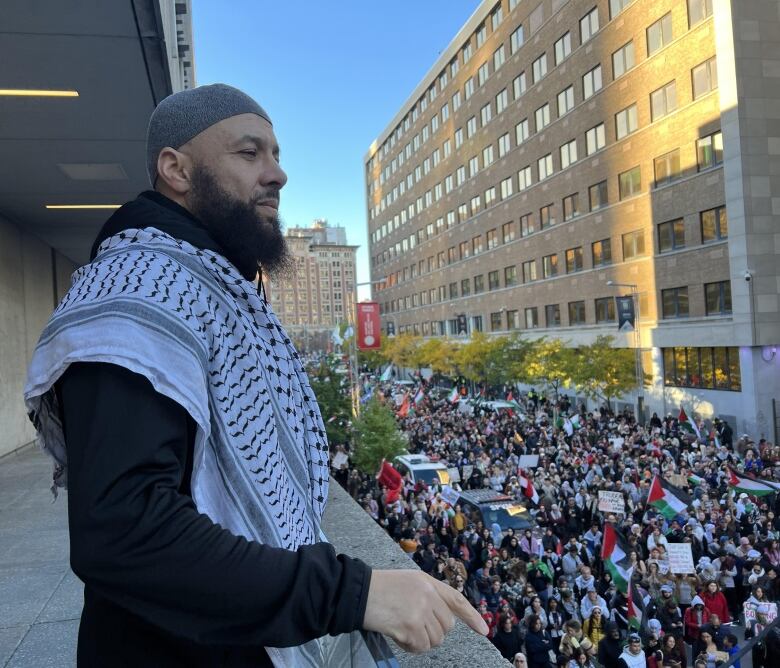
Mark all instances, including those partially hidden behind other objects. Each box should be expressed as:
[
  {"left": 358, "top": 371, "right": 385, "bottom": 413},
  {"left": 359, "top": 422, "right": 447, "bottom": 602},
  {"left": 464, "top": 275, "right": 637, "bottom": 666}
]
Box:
[{"left": 323, "top": 481, "right": 509, "bottom": 668}]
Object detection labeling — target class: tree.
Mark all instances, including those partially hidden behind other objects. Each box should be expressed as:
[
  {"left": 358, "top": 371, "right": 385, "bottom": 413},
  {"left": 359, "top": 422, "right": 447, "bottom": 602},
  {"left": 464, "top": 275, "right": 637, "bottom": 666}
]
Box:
[
  {"left": 416, "top": 338, "right": 460, "bottom": 380},
  {"left": 351, "top": 396, "right": 408, "bottom": 474},
  {"left": 382, "top": 333, "right": 423, "bottom": 370},
  {"left": 524, "top": 338, "right": 577, "bottom": 400},
  {"left": 454, "top": 332, "right": 535, "bottom": 388},
  {"left": 357, "top": 339, "right": 390, "bottom": 371},
  {"left": 309, "top": 363, "right": 352, "bottom": 446},
  {"left": 572, "top": 335, "right": 644, "bottom": 410}
]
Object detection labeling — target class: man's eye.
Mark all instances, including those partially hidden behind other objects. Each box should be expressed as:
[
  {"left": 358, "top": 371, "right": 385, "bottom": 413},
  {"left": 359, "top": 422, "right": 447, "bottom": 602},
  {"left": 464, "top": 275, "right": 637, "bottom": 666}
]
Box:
[{"left": 240, "top": 150, "right": 257, "bottom": 157}]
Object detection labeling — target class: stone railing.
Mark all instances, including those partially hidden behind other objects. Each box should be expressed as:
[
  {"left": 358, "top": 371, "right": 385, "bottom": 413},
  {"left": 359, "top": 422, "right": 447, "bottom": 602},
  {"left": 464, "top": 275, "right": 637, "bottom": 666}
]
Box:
[{"left": 323, "top": 481, "right": 510, "bottom": 667}]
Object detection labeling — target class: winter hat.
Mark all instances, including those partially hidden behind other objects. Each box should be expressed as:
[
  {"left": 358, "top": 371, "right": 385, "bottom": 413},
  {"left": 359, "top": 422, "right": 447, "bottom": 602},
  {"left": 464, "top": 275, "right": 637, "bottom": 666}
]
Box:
[
  {"left": 146, "top": 83, "right": 271, "bottom": 185},
  {"left": 691, "top": 595, "right": 705, "bottom": 607},
  {"left": 648, "top": 619, "right": 662, "bottom": 634}
]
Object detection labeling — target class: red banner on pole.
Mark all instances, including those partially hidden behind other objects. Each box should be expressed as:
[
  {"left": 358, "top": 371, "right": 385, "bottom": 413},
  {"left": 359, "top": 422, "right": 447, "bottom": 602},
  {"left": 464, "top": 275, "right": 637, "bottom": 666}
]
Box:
[{"left": 356, "top": 301, "right": 381, "bottom": 350}]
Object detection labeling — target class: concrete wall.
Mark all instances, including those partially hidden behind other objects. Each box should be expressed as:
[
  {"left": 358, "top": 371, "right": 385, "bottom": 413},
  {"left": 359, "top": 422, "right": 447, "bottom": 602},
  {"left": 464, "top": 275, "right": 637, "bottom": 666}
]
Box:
[{"left": 0, "top": 215, "right": 77, "bottom": 457}]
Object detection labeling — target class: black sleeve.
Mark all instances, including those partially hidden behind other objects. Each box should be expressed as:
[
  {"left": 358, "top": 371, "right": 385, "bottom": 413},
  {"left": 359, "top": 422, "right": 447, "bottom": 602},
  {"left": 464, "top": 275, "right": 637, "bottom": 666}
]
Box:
[{"left": 58, "top": 361, "right": 371, "bottom": 647}]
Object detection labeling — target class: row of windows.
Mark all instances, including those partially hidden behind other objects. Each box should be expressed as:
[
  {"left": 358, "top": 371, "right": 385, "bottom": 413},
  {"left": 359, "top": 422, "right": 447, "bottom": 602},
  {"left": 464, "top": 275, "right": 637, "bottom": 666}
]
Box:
[
  {"left": 371, "top": 0, "right": 713, "bottom": 176},
  {"left": 375, "top": 203, "right": 727, "bottom": 291},
  {"left": 660, "top": 281, "right": 732, "bottom": 319},
  {"left": 369, "top": 0, "right": 715, "bottom": 216},
  {"left": 662, "top": 345, "right": 741, "bottom": 392}
]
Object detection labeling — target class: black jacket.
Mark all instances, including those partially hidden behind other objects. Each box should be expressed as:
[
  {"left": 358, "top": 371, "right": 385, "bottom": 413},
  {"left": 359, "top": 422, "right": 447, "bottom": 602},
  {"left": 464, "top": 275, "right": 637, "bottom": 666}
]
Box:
[{"left": 57, "top": 192, "right": 371, "bottom": 667}]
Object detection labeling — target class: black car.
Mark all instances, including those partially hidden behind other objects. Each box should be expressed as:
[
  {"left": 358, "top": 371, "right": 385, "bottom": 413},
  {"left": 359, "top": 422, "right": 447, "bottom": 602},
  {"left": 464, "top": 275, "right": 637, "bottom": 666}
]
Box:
[{"left": 454, "top": 489, "right": 534, "bottom": 531}]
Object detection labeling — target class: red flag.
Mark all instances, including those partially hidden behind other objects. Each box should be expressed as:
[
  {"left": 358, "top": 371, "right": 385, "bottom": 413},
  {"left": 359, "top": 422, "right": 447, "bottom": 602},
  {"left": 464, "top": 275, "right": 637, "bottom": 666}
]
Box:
[
  {"left": 506, "top": 391, "right": 514, "bottom": 402},
  {"left": 397, "top": 392, "right": 410, "bottom": 418},
  {"left": 377, "top": 460, "right": 403, "bottom": 504}
]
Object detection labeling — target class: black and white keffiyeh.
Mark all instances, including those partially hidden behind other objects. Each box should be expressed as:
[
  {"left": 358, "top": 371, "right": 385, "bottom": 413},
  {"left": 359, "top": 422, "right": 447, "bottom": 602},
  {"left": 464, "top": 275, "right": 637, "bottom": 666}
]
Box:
[{"left": 24, "top": 228, "right": 332, "bottom": 666}]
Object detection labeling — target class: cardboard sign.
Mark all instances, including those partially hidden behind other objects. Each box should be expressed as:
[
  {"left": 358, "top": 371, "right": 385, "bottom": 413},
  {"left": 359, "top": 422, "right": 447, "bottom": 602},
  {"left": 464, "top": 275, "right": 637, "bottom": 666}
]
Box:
[
  {"left": 667, "top": 543, "right": 695, "bottom": 574},
  {"left": 462, "top": 465, "right": 474, "bottom": 480},
  {"left": 598, "top": 491, "right": 625, "bottom": 514},
  {"left": 447, "top": 467, "right": 461, "bottom": 483},
  {"left": 668, "top": 473, "right": 688, "bottom": 488},
  {"left": 440, "top": 485, "right": 460, "bottom": 507},
  {"left": 518, "top": 454, "right": 540, "bottom": 469}
]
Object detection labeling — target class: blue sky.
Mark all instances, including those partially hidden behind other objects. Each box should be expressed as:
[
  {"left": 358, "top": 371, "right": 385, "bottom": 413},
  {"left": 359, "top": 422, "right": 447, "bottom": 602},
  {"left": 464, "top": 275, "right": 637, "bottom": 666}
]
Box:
[{"left": 192, "top": 0, "right": 481, "bottom": 298}]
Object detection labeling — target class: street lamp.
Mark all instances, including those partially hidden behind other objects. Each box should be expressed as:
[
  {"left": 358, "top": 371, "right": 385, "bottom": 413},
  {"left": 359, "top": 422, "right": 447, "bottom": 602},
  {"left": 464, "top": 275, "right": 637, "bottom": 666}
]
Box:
[{"left": 606, "top": 280, "right": 644, "bottom": 423}]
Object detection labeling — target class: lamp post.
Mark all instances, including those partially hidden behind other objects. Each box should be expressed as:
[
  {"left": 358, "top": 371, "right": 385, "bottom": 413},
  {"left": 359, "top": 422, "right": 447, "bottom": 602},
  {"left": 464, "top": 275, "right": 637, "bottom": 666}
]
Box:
[{"left": 606, "top": 281, "right": 644, "bottom": 423}]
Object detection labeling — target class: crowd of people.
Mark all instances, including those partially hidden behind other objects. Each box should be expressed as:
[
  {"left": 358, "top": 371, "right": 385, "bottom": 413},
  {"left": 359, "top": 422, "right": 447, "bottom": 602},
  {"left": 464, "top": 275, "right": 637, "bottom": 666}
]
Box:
[{"left": 332, "top": 376, "right": 780, "bottom": 668}]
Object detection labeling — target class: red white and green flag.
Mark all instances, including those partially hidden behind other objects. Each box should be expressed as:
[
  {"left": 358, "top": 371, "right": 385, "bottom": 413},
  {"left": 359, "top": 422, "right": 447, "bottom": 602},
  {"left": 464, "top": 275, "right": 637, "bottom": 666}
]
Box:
[
  {"left": 678, "top": 406, "right": 701, "bottom": 439},
  {"left": 448, "top": 386, "right": 460, "bottom": 403},
  {"left": 413, "top": 387, "right": 425, "bottom": 404},
  {"left": 518, "top": 469, "right": 539, "bottom": 505},
  {"left": 601, "top": 524, "right": 634, "bottom": 594},
  {"left": 627, "top": 582, "right": 647, "bottom": 631},
  {"left": 648, "top": 474, "right": 691, "bottom": 519},
  {"left": 727, "top": 468, "right": 780, "bottom": 497}
]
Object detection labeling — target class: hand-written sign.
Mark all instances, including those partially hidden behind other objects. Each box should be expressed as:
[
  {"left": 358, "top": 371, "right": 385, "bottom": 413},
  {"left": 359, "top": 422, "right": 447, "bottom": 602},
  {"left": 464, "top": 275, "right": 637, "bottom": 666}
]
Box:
[
  {"left": 598, "top": 491, "right": 625, "bottom": 514},
  {"left": 667, "top": 543, "right": 695, "bottom": 574},
  {"left": 518, "top": 455, "right": 540, "bottom": 469}
]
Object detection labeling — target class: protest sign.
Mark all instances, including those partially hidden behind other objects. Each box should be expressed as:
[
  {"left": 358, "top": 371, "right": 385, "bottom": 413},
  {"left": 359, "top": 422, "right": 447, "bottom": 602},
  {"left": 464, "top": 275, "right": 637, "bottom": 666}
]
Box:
[
  {"left": 598, "top": 491, "right": 625, "bottom": 514},
  {"left": 667, "top": 543, "right": 695, "bottom": 574},
  {"left": 447, "top": 467, "right": 461, "bottom": 483},
  {"left": 518, "top": 454, "right": 540, "bottom": 469},
  {"left": 440, "top": 485, "right": 460, "bottom": 507}
]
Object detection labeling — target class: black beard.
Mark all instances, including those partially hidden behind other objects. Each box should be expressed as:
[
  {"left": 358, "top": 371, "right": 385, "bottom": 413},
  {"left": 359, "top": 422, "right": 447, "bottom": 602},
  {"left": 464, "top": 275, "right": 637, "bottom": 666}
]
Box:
[{"left": 188, "top": 165, "right": 293, "bottom": 281}]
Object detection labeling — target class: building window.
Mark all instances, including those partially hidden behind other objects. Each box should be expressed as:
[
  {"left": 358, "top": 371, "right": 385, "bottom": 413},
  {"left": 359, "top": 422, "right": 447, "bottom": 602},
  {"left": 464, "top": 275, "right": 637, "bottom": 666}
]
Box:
[
  {"left": 522, "top": 260, "right": 537, "bottom": 283},
  {"left": 688, "top": 0, "right": 713, "bottom": 26},
  {"left": 580, "top": 7, "right": 599, "bottom": 44},
  {"left": 494, "top": 45, "right": 506, "bottom": 71},
  {"left": 565, "top": 246, "right": 583, "bottom": 273},
  {"left": 558, "top": 86, "right": 575, "bottom": 116},
  {"left": 554, "top": 32, "right": 572, "bottom": 65},
  {"left": 697, "top": 131, "right": 723, "bottom": 170},
  {"left": 586, "top": 123, "right": 606, "bottom": 155},
  {"left": 474, "top": 275, "right": 484, "bottom": 294},
  {"left": 563, "top": 194, "right": 579, "bottom": 221},
  {"left": 612, "top": 41, "right": 635, "bottom": 79},
  {"left": 478, "top": 62, "right": 490, "bottom": 87},
  {"left": 469, "top": 156, "right": 479, "bottom": 178},
  {"left": 515, "top": 118, "right": 529, "bottom": 145},
  {"left": 496, "top": 88, "right": 508, "bottom": 115},
  {"left": 532, "top": 53, "right": 548, "bottom": 83},
  {"left": 542, "top": 253, "right": 559, "bottom": 278},
  {"left": 510, "top": 25, "right": 524, "bottom": 53},
  {"left": 465, "top": 77, "right": 475, "bottom": 100},
  {"left": 525, "top": 307, "right": 539, "bottom": 329},
  {"left": 488, "top": 270, "right": 500, "bottom": 291},
  {"left": 595, "top": 297, "right": 616, "bottom": 322},
  {"left": 463, "top": 42, "right": 473, "bottom": 64},
  {"left": 658, "top": 219, "right": 685, "bottom": 252},
  {"left": 610, "top": 0, "right": 635, "bottom": 19},
  {"left": 618, "top": 166, "right": 641, "bottom": 199},
  {"left": 461, "top": 278, "right": 471, "bottom": 296},
  {"left": 622, "top": 230, "right": 646, "bottom": 260},
  {"left": 592, "top": 238, "right": 612, "bottom": 266},
  {"left": 520, "top": 213, "right": 535, "bottom": 237},
  {"left": 661, "top": 287, "right": 689, "bottom": 318},
  {"left": 647, "top": 12, "right": 672, "bottom": 56},
  {"left": 692, "top": 57, "right": 718, "bottom": 99},
  {"left": 500, "top": 176, "right": 514, "bottom": 199},
  {"left": 448, "top": 246, "right": 457, "bottom": 264},
  {"left": 654, "top": 149, "right": 681, "bottom": 187},
  {"left": 568, "top": 300, "right": 586, "bottom": 325},
  {"left": 538, "top": 154, "right": 553, "bottom": 181},
  {"left": 449, "top": 282, "right": 458, "bottom": 299},
  {"left": 545, "top": 304, "right": 561, "bottom": 327},
  {"left": 651, "top": 81, "right": 677, "bottom": 120},
  {"left": 589, "top": 180, "right": 608, "bottom": 211},
  {"left": 535, "top": 103, "right": 550, "bottom": 131},
  {"left": 487, "top": 228, "right": 498, "bottom": 249},
  {"left": 483, "top": 145, "right": 495, "bottom": 167},
  {"left": 701, "top": 206, "right": 728, "bottom": 242},
  {"left": 473, "top": 234, "right": 484, "bottom": 254},
  {"left": 490, "top": 312, "right": 503, "bottom": 331},
  {"left": 663, "top": 346, "right": 740, "bottom": 391},
  {"left": 472, "top": 315, "right": 483, "bottom": 333},
  {"left": 507, "top": 309, "right": 520, "bottom": 330},
  {"left": 615, "top": 104, "right": 638, "bottom": 139},
  {"left": 459, "top": 240, "right": 470, "bottom": 259},
  {"left": 560, "top": 139, "right": 578, "bottom": 169},
  {"left": 502, "top": 222, "right": 516, "bottom": 244},
  {"left": 491, "top": 5, "right": 503, "bottom": 29},
  {"left": 518, "top": 165, "right": 532, "bottom": 191},
  {"left": 481, "top": 102, "right": 492, "bottom": 126},
  {"left": 705, "top": 281, "right": 732, "bottom": 315},
  {"left": 504, "top": 265, "right": 517, "bottom": 286},
  {"left": 540, "top": 204, "right": 556, "bottom": 229},
  {"left": 583, "top": 65, "right": 603, "bottom": 100},
  {"left": 498, "top": 133, "right": 511, "bottom": 158}
]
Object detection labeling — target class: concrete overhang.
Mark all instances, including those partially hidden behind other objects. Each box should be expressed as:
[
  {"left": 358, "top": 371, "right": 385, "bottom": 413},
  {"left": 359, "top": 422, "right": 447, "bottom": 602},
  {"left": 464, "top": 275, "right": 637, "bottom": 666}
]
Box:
[{"left": 0, "top": 0, "right": 175, "bottom": 266}]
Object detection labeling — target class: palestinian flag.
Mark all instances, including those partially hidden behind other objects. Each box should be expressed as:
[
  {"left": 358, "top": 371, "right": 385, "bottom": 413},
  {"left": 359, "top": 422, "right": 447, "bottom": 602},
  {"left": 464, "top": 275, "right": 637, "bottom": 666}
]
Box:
[
  {"left": 601, "top": 524, "right": 634, "bottom": 594},
  {"left": 627, "top": 582, "right": 647, "bottom": 631},
  {"left": 413, "top": 387, "right": 425, "bottom": 404},
  {"left": 709, "top": 428, "right": 721, "bottom": 448},
  {"left": 506, "top": 391, "right": 514, "bottom": 402},
  {"left": 727, "top": 468, "right": 780, "bottom": 497},
  {"left": 518, "top": 469, "right": 539, "bottom": 504},
  {"left": 448, "top": 386, "right": 459, "bottom": 403},
  {"left": 678, "top": 406, "right": 701, "bottom": 439},
  {"left": 648, "top": 475, "right": 691, "bottom": 519},
  {"left": 687, "top": 473, "right": 704, "bottom": 487}
]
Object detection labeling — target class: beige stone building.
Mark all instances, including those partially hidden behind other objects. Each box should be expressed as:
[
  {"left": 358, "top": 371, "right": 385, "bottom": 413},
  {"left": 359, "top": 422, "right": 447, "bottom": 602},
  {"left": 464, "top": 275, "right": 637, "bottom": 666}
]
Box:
[
  {"left": 263, "top": 220, "right": 358, "bottom": 351},
  {"left": 364, "top": 0, "right": 780, "bottom": 437}
]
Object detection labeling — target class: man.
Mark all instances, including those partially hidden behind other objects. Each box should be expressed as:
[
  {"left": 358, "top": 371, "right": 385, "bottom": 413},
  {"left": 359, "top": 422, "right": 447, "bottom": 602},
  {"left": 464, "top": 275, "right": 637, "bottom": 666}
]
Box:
[
  {"left": 580, "top": 587, "right": 609, "bottom": 620},
  {"left": 24, "top": 84, "right": 486, "bottom": 666},
  {"left": 723, "top": 633, "right": 740, "bottom": 668},
  {"left": 597, "top": 622, "right": 623, "bottom": 668},
  {"left": 617, "top": 632, "right": 646, "bottom": 668}
]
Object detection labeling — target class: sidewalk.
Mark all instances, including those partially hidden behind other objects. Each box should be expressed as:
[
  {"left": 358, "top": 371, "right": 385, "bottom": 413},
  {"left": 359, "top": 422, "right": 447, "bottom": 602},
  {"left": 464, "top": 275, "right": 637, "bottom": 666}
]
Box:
[{"left": 0, "top": 446, "right": 79, "bottom": 667}]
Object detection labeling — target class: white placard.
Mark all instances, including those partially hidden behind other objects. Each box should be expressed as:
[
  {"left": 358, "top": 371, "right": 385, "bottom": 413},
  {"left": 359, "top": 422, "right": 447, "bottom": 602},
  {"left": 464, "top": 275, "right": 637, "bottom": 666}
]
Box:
[
  {"left": 440, "top": 485, "right": 460, "bottom": 506},
  {"left": 518, "top": 454, "right": 540, "bottom": 469},
  {"left": 598, "top": 491, "right": 625, "bottom": 514},
  {"left": 667, "top": 543, "right": 695, "bottom": 574},
  {"left": 447, "top": 467, "right": 461, "bottom": 483},
  {"left": 462, "top": 465, "right": 474, "bottom": 480}
]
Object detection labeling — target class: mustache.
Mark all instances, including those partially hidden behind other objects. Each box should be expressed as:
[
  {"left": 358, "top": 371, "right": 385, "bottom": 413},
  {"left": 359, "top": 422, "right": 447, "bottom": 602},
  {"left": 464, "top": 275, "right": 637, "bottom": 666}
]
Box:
[{"left": 251, "top": 190, "right": 281, "bottom": 205}]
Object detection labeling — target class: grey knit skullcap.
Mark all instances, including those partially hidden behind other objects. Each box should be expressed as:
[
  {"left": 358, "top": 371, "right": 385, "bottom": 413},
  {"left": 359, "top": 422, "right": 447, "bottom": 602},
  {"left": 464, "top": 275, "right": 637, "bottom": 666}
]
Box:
[{"left": 146, "top": 83, "right": 271, "bottom": 185}]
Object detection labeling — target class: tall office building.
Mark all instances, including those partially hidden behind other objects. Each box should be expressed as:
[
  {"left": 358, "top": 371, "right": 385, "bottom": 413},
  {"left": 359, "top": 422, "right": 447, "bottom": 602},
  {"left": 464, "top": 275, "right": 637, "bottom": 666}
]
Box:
[
  {"left": 364, "top": 0, "right": 780, "bottom": 436},
  {"left": 263, "top": 220, "right": 358, "bottom": 350}
]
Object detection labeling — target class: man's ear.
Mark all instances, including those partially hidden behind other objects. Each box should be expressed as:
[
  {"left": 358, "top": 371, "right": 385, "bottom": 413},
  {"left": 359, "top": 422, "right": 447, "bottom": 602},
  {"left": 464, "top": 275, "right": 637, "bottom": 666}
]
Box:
[{"left": 156, "top": 147, "right": 192, "bottom": 195}]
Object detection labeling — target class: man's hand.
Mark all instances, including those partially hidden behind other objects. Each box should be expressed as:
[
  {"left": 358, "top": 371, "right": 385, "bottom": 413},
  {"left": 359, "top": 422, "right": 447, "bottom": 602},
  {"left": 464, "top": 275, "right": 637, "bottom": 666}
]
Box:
[{"left": 362, "top": 570, "right": 488, "bottom": 653}]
